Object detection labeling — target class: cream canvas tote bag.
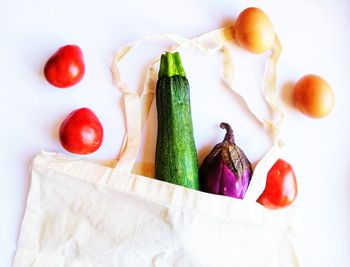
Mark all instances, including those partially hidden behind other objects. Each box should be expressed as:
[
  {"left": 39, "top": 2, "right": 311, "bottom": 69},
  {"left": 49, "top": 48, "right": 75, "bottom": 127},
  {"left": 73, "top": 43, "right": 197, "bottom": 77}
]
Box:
[{"left": 14, "top": 27, "right": 301, "bottom": 267}]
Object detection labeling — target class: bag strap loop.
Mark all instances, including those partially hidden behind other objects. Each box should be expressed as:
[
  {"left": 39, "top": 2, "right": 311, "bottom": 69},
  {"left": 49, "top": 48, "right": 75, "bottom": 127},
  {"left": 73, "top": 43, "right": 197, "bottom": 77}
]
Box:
[{"left": 111, "top": 26, "right": 284, "bottom": 202}]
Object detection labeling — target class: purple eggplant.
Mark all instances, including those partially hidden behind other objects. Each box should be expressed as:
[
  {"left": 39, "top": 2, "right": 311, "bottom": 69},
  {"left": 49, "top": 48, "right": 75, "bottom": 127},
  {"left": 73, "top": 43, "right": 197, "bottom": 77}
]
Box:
[{"left": 199, "top": 122, "right": 252, "bottom": 199}]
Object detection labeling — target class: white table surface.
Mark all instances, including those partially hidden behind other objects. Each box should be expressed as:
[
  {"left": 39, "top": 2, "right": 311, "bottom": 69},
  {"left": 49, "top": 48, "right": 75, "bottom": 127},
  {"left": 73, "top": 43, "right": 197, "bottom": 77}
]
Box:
[{"left": 1, "top": 0, "right": 350, "bottom": 266}]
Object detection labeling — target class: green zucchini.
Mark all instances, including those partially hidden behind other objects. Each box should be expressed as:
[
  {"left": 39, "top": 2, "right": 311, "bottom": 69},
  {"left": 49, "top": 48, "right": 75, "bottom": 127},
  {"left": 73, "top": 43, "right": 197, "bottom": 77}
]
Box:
[{"left": 155, "top": 52, "right": 199, "bottom": 190}]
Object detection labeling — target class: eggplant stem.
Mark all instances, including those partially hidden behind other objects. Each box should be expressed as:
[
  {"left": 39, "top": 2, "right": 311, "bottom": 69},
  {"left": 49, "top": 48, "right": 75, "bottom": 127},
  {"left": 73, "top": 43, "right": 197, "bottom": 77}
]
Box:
[{"left": 220, "top": 122, "right": 234, "bottom": 143}]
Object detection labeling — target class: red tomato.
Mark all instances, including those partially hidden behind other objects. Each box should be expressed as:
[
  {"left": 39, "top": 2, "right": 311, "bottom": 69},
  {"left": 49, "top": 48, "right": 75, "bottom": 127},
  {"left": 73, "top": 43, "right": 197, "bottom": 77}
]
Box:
[
  {"left": 257, "top": 159, "right": 298, "bottom": 209},
  {"left": 44, "top": 45, "right": 85, "bottom": 88},
  {"left": 59, "top": 108, "right": 103, "bottom": 154}
]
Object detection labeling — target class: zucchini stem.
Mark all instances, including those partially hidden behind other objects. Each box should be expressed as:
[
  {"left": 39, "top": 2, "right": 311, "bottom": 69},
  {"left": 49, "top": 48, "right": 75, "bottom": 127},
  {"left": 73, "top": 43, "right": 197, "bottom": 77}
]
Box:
[{"left": 158, "top": 52, "right": 186, "bottom": 78}]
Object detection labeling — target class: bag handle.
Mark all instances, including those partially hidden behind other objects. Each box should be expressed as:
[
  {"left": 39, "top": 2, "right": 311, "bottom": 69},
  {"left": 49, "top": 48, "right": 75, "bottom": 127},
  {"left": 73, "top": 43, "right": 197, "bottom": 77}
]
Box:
[
  {"left": 111, "top": 26, "right": 284, "bottom": 201},
  {"left": 111, "top": 28, "right": 236, "bottom": 172},
  {"left": 111, "top": 43, "right": 159, "bottom": 172}
]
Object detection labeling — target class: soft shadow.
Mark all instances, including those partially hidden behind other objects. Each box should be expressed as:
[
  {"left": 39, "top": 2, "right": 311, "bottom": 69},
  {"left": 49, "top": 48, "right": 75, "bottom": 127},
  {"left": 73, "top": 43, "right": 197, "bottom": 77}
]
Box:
[
  {"left": 50, "top": 118, "right": 62, "bottom": 142},
  {"left": 251, "top": 156, "right": 263, "bottom": 171},
  {"left": 50, "top": 111, "right": 75, "bottom": 142},
  {"left": 13, "top": 153, "right": 36, "bottom": 263},
  {"left": 345, "top": 161, "right": 350, "bottom": 207},
  {"left": 219, "top": 17, "right": 237, "bottom": 44},
  {"left": 198, "top": 143, "right": 215, "bottom": 166},
  {"left": 16, "top": 31, "right": 64, "bottom": 85},
  {"left": 220, "top": 17, "right": 236, "bottom": 27},
  {"left": 280, "top": 81, "right": 297, "bottom": 110}
]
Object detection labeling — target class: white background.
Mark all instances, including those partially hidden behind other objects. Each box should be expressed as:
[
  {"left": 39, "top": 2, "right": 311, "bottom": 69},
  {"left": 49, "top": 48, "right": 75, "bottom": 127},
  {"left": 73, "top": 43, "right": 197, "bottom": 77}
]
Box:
[{"left": 1, "top": 0, "right": 350, "bottom": 266}]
